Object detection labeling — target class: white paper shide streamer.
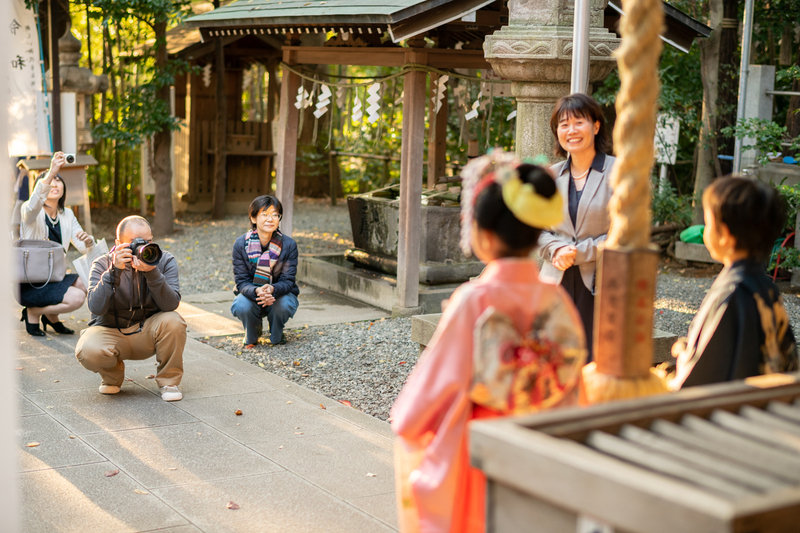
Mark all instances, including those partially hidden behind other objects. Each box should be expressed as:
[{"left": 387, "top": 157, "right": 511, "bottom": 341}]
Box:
[
  {"left": 294, "top": 85, "right": 312, "bottom": 110},
  {"left": 465, "top": 98, "right": 480, "bottom": 121},
  {"left": 431, "top": 75, "right": 448, "bottom": 114},
  {"left": 352, "top": 91, "right": 363, "bottom": 123},
  {"left": 366, "top": 83, "right": 381, "bottom": 124},
  {"left": 314, "top": 84, "right": 332, "bottom": 118}
]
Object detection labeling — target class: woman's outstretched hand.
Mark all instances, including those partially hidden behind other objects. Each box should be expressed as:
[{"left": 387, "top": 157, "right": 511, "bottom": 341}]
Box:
[
  {"left": 553, "top": 246, "right": 577, "bottom": 271},
  {"left": 48, "top": 151, "right": 65, "bottom": 179}
]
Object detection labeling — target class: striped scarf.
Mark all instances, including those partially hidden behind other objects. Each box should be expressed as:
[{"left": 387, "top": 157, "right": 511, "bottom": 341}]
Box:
[{"left": 246, "top": 230, "right": 282, "bottom": 285}]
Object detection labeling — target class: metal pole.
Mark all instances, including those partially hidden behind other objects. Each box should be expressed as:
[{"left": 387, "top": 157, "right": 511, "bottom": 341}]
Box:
[
  {"left": 732, "top": 0, "right": 755, "bottom": 174},
  {"left": 571, "top": 0, "right": 591, "bottom": 94}
]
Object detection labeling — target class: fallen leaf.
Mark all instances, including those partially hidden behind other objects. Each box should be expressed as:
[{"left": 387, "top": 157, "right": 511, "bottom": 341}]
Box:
[
  {"left": 46, "top": 406, "right": 54, "bottom": 409},
  {"left": 235, "top": 410, "right": 243, "bottom": 416},
  {"left": 168, "top": 467, "right": 177, "bottom": 471},
  {"left": 227, "top": 373, "right": 234, "bottom": 376},
  {"left": 278, "top": 445, "right": 283, "bottom": 449},
  {"left": 69, "top": 435, "right": 76, "bottom": 439},
  {"left": 293, "top": 361, "right": 301, "bottom": 366},
  {"left": 53, "top": 380, "right": 59, "bottom": 383},
  {"left": 105, "top": 469, "right": 120, "bottom": 477},
  {"left": 38, "top": 368, "right": 46, "bottom": 372},
  {"left": 257, "top": 362, "right": 265, "bottom": 368},
  {"left": 227, "top": 501, "right": 240, "bottom": 510},
  {"left": 146, "top": 375, "right": 155, "bottom": 379},
  {"left": 366, "top": 473, "right": 377, "bottom": 477},
  {"left": 15, "top": 367, "right": 23, "bottom": 370},
  {"left": 26, "top": 442, "right": 40, "bottom": 447},
  {"left": 125, "top": 378, "right": 133, "bottom": 382},
  {"left": 301, "top": 373, "right": 309, "bottom": 377},
  {"left": 338, "top": 400, "right": 352, "bottom": 407},
  {"left": 294, "top": 431, "right": 304, "bottom": 435},
  {"left": 134, "top": 489, "right": 149, "bottom": 495},
  {"left": 399, "top": 361, "right": 407, "bottom": 365},
  {"left": 286, "top": 401, "right": 292, "bottom": 404},
  {"left": 319, "top": 404, "right": 326, "bottom": 410}
]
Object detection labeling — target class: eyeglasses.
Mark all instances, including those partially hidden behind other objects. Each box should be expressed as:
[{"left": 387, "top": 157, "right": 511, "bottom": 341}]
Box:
[{"left": 259, "top": 211, "right": 282, "bottom": 221}]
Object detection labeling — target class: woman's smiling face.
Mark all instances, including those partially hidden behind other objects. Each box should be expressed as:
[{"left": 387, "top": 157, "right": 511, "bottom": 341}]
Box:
[
  {"left": 47, "top": 176, "right": 64, "bottom": 202},
  {"left": 556, "top": 112, "right": 600, "bottom": 157},
  {"left": 251, "top": 205, "right": 281, "bottom": 234}
]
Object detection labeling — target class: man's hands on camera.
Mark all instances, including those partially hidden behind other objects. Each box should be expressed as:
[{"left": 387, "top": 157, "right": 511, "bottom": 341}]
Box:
[
  {"left": 111, "top": 243, "right": 157, "bottom": 273},
  {"left": 256, "top": 284, "right": 275, "bottom": 307}
]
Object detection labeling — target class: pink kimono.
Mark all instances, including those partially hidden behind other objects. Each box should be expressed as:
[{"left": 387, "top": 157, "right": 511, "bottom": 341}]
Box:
[{"left": 391, "top": 258, "right": 587, "bottom": 533}]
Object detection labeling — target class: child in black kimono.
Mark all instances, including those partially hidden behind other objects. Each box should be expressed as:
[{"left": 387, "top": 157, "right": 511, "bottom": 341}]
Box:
[{"left": 670, "top": 177, "right": 799, "bottom": 389}]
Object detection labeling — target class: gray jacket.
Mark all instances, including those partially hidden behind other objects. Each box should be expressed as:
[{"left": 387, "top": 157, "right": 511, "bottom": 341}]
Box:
[
  {"left": 86, "top": 251, "right": 181, "bottom": 328},
  {"left": 538, "top": 153, "right": 616, "bottom": 291}
]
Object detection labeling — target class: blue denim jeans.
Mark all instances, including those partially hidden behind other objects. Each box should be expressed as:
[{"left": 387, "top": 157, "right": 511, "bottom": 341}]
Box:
[{"left": 230, "top": 293, "right": 299, "bottom": 345}]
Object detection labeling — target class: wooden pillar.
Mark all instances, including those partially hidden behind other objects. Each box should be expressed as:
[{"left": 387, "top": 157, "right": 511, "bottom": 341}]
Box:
[
  {"left": 394, "top": 49, "right": 428, "bottom": 315},
  {"left": 211, "top": 35, "right": 227, "bottom": 220},
  {"left": 266, "top": 60, "right": 278, "bottom": 185},
  {"left": 275, "top": 54, "right": 300, "bottom": 236},
  {"left": 427, "top": 73, "right": 448, "bottom": 190},
  {"left": 48, "top": 0, "right": 66, "bottom": 150}
]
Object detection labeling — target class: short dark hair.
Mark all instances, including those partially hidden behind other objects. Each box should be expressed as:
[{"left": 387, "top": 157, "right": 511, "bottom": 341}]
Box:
[
  {"left": 549, "top": 93, "right": 610, "bottom": 158},
  {"left": 38, "top": 173, "right": 66, "bottom": 212},
  {"left": 703, "top": 176, "right": 786, "bottom": 261},
  {"left": 116, "top": 215, "right": 151, "bottom": 240},
  {"left": 473, "top": 164, "right": 557, "bottom": 256},
  {"left": 249, "top": 195, "right": 283, "bottom": 230}
]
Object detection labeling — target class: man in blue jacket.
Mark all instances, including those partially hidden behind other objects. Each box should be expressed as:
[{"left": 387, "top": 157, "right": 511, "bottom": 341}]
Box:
[{"left": 231, "top": 195, "right": 300, "bottom": 348}]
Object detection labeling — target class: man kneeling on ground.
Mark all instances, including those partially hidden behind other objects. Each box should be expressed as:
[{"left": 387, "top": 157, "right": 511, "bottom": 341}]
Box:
[
  {"left": 231, "top": 195, "right": 299, "bottom": 349},
  {"left": 76, "top": 215, "right": 187, "bottom": 401}
]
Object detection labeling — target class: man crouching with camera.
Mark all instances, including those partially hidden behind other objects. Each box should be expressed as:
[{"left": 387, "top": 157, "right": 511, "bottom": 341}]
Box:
[{"left": 75, "top": 215, "right": 187, "bottom": 401}]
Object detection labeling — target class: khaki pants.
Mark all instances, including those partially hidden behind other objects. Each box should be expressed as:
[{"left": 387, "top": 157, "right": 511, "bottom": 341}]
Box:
[{"left": 75, "top": 311, "right": 187, "bottom": 388}]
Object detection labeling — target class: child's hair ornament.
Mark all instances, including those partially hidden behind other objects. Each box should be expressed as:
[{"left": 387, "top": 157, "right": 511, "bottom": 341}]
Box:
[{"left": 459, "top": 151, "right": 563, "bottom": 256}]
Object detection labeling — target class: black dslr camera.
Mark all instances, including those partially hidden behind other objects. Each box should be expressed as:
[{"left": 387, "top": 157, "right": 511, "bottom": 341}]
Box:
[{"left": 129, "top": 238, "right": 162, "bottom": 265}]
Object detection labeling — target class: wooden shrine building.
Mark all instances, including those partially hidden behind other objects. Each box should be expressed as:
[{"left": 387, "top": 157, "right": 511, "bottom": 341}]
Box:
[
  {"left": 133, "top": 10, "right": 282, "bottom": 212},
  {"left": 186, "top": 0, "right": 710, "bottom": 315}
]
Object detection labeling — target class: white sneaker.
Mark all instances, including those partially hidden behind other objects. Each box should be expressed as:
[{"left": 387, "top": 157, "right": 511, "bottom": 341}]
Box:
[
  {"left": 160, "top": 385, "right": 183, "bottom": 402},
  {"left": 99, "top": 384, "right": 120, "bottom": 395}
]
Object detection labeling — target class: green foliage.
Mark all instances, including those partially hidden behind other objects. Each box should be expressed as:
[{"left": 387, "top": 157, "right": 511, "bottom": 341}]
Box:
[
  {"left": 90, "top": 0, "right": 194, "bottom": 148},
  {"left": 651, "top": 185, "right": 694, "bottom": 227},
  {"left": 776, "top": 182, "right": 800, "bottom": 231},
  {"left": 777, "top": 66, "right": 800, "bottom": 84},
  {"left": 722, "top": 119, "right": 800, "bottom": 165}
]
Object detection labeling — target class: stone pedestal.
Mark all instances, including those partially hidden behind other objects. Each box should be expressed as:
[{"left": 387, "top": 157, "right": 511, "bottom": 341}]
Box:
[{"left": 484, "top": 0, "right": 620, "bottom": 159}]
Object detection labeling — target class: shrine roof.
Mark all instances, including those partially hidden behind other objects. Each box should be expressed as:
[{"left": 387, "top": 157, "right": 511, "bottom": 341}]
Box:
[{"left": 186, "top": 0, "right": 498, "bottom": 43}]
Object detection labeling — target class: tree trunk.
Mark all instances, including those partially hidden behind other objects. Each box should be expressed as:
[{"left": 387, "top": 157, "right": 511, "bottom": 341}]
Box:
[
  {"left": 105, "top": 24, "right": 120, "bottom": 205},
  {"left": 691, "top": 0, "right": 723, "bottom": 224},
  {"left": 716, "top": 0, "right": 739, "bottom": 159},
  {"left": 151, "top": 20, "right": 174, "bottom": 236},
  {"left": 211, "top": 35, "right": 227, "bottom": 220},
  {"left": 787, "top": 41, "right": 800, "bottom": 141}
]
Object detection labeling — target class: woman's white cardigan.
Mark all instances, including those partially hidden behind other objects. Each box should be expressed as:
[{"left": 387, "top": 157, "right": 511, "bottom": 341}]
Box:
[{"left": 20, "top": 173, "right": 93, "bottom": 254}]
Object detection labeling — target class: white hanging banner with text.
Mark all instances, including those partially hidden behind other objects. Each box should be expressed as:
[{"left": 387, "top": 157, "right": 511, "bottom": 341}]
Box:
[{"left": 7, "top": 0, "right": 49, "bottom": 156}]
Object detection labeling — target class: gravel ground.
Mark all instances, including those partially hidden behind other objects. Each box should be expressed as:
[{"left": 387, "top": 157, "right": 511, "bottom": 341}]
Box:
[
  {"left": 206, "top": 318, "right": 418, "bottom": 420},
  {"left": 85, "top": 201, "right": 800, "bottom": 421}
]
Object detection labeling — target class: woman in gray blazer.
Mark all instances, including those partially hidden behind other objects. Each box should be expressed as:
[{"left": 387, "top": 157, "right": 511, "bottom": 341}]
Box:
[{"left": 539, "top": 94, "right": 615, "bottom": 360}]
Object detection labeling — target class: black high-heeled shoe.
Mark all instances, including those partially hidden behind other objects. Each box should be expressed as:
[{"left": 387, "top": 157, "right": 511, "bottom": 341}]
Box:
[
  {"left": 21, "top": 308, "right": 45, "bottom": 337},
  {"left": 41, "top": 315, "right": 74, "bottom": 335}
]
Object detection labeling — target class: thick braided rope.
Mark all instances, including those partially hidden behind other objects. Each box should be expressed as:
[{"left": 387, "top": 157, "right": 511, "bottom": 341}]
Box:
[{"left": 605, "top": 0, "right": 664, "bottom": 248}]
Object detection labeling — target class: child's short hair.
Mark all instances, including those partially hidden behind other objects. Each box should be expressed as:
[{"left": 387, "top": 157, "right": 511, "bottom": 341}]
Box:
[
  {"left": 703, "top": 177, "right": 786, "bottom": 261},
  {"left": 474, "top": 164, "right": 557, "bottom": 254}
]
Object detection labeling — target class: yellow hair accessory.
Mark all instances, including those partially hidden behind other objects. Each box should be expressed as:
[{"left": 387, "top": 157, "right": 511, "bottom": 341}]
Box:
[{"left": 499, "top": 171, "right": 564, "bottom": 229}]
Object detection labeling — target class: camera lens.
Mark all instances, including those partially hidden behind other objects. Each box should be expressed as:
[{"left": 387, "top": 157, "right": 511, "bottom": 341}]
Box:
[
  {"left": 138, "top": 244, "right": 162, "bottom": 265},
  {"left": 65, "top": 154, "right": 75, "bottom": 164}
]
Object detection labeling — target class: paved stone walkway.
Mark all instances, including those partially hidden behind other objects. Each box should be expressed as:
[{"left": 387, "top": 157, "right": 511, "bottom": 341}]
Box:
[{"left": 17, "top": 289, "right": 397, "bottom": 533}]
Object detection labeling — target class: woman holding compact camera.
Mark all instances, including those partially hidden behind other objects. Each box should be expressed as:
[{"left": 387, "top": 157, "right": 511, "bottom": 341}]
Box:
[{"left": 19, "top": 151, "right": 95, "bottom": 336}]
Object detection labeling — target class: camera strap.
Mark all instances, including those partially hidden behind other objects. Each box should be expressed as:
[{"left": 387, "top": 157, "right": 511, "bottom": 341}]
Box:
[{"left": 109, "top": 265, "right": 146, "bottom": 335}]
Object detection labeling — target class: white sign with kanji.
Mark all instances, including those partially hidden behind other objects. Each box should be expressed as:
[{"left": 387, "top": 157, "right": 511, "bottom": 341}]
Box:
[{"left": 7, "top": 0, "right": 49, "bottom": 156}]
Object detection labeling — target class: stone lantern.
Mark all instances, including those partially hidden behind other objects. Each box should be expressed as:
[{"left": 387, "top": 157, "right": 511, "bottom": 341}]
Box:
[
  {"left": 46, "top": 23, "right": 109, "bottom": 152},
  {"left": 484, "top": 0, "right": 620, "bottom": 160}
]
